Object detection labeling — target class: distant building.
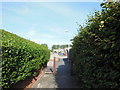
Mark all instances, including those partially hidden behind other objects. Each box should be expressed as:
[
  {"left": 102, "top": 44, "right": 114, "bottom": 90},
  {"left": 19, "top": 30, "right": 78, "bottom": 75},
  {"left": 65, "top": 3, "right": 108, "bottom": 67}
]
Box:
[
  {"left": 53, "top": 47, "right": 72, "bottom": 56},
  {"left": 64, "top": 47, "right": 72, "bottom": 54},
  {"left": 53, "top": 49, "right": 63, "bottom": 53}
]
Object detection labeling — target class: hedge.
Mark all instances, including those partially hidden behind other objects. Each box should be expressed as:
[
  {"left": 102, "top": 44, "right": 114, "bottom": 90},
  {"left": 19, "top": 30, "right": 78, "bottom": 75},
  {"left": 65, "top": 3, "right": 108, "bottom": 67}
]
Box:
[
  {"left": 1, "top": 29, "right": 50, "bottom": 88},
  {"left": 70, "top": 2, "right": 120, "bottom": 88}
]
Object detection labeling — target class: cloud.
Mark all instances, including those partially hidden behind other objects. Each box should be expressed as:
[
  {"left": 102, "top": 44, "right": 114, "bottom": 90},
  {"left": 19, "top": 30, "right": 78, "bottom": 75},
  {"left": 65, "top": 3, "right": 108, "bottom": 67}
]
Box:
[
  {"left": 26, "top": 24, "right": 59, "bottom": 39},
  {"left": 0, "top": 3, "right": 2, "bottom": 28},
  {"left": 27, "top": 24, "right": 37, "bottom": 36},
  {"left": 3, "top": 6, "right": 31, "bottom": 15},
  {"left": 46, "top": 26, "right": 65, "bottom": 34},
  {"left": 36, "top": 3, "right": 87, "bottom": 18},
  {"left": 27, "top": 30, "right": 36, "bottom": 36},
  {"left": 26, "top": 24, "right": 72, "bottom": 49},
  {"left": 1, "top": 0, "right": 103, "bottom": 2}
]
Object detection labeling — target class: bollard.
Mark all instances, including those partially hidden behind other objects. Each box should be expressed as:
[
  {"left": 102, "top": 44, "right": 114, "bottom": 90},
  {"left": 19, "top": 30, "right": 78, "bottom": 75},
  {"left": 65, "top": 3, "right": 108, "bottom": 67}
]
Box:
[{"left": 53, "top": 57, "right": 56, "bottom": 74}]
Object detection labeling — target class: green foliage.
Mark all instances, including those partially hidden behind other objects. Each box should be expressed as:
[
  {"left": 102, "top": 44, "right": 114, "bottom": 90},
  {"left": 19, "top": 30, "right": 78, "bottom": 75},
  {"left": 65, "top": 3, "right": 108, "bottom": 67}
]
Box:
[
  {"left": 41, "top": 44, "right": 48, "bottom": 49},
  {"left": 1, "top": 29, "right": 50, "bottom": 88},
  {"left": 52, "top": 44, "right": 70, "bottom": 50},
  {"left": 70, "top": 2, "right": 120, "bottom": 88}
]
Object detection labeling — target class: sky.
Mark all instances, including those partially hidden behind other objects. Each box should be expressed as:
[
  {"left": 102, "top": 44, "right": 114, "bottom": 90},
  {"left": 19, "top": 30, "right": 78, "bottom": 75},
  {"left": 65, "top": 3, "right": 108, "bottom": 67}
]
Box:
[{"left": 1, "top": 1, "right": 103, "bottom": 49}]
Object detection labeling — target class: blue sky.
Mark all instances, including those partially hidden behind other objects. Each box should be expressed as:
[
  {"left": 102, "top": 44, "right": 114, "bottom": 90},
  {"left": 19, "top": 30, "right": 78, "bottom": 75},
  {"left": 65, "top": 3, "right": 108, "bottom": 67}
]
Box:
[{"left": 1, "top": 1, "right": 102, "bottom": 49}]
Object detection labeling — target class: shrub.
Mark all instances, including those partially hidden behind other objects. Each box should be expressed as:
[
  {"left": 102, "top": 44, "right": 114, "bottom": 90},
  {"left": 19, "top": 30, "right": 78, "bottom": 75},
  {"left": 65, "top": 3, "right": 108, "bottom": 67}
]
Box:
[
  {"left": 70, "top": 2, "right": 120, "bottom": 88},
  {"left": 1, "top": 29, "right": 50, "bottom": 88}
]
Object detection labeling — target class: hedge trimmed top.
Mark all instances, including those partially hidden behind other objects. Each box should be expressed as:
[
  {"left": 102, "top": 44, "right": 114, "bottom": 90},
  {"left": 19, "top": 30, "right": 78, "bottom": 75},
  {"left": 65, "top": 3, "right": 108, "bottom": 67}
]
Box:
[{"left": 1, "top": 29, "right": 50, "bottom": 88}]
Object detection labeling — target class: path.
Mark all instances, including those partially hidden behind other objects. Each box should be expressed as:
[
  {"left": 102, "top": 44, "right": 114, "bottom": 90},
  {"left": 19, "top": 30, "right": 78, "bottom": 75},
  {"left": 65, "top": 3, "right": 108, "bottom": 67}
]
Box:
[{"left": 32, "top": 53, "right": 79, "bottom": 88}]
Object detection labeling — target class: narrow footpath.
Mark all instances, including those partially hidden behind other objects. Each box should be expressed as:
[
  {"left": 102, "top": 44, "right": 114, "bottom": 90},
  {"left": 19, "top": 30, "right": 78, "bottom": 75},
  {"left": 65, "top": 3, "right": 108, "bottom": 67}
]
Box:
[{"left": 32, "top": 54, "right": 79, "bottom": 88}]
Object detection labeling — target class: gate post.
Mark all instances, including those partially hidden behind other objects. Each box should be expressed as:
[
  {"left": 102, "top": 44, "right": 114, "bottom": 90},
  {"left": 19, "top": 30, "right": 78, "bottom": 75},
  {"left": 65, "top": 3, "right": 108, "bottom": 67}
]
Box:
[{"left": 53, "top": 57, "right": 56, "bottom": 74}]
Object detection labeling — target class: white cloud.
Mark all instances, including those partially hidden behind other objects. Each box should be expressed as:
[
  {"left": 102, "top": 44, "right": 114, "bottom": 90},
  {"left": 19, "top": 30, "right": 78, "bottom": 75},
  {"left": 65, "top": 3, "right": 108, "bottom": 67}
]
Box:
[
  {"left": 27, "top": 30, "right": 36, "bottom": 36},
  {"left": 27, "top": 24, "right": 38, "bottom": 36},
  {"left": 26, "top": 24, "right": 60, "bottom": 40},
  {"left": 27, "top": 27, "right": 56, "bottom": 39},
  {"left": 46, "top": 26, "right": 65, "bottom": 33},
  {"left": 1, "top": 0, "right": 103, "bottom": 2},
  {"left": 3, "top": 6, "right": 31, "bottom": 15},
  {"left": 37, "top": 3, "right": 87, "bottom": 18},
  {"left": 26, "top": 24, "right": 72, "bottom": 49}
]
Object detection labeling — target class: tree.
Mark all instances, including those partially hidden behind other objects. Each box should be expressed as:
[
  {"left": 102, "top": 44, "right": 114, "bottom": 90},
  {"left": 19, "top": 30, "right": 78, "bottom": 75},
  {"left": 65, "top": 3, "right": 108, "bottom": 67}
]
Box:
[
  {"left": 41, "top": 44, "right": 48, "bottom": 48},
  {"left": 52, "top": 44, "right": 71, "bottom": 50}
]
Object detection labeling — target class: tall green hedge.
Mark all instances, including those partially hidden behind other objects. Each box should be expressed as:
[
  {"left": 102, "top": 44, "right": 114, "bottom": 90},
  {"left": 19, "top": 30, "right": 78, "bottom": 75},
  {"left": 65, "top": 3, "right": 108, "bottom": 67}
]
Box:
[
  {"left": 1, "top": 29, "right": 50, "bottom": 88},
  {"left": 70, "top": 2, "right": 120, "bottom": 88}
]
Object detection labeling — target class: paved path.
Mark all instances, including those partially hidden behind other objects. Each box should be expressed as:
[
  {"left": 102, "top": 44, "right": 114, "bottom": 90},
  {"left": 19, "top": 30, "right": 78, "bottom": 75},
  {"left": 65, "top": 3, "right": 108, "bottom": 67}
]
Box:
[{"left": 32, "top": 54, "right": 79, "bottom": 88}]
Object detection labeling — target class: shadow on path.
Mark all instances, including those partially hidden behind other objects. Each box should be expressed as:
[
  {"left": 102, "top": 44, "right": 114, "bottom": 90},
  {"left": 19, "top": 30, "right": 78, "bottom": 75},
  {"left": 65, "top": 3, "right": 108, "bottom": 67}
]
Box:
[
  {"left": 55, "top": 58, "right": 80, "bottom": 88},
  {"left": 31, "top": 57, "right": 80, "bottom": 88}
]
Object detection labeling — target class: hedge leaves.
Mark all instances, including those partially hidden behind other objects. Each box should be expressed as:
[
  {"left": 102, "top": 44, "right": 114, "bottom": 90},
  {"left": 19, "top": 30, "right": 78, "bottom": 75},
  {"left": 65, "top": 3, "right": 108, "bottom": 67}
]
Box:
[
  {"left": 1, "top": 29, "right": 50, "bottom": 88},
  {"left": 70, "top": 2, "right": 120, "bottom": 88}
]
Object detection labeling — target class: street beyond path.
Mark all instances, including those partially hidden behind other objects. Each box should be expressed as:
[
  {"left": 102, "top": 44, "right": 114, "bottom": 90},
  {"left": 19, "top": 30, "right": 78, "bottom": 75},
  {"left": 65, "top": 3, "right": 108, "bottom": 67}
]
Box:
[{"left": 32, "top": 53, "right": 80, "bottom": 88}]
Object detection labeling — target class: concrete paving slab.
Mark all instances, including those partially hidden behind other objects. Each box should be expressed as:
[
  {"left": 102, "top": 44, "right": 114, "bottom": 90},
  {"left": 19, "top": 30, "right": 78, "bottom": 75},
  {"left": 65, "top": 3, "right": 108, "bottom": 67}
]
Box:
[{"left": 32, "top": 54, "right": 80, "bottom": 88}]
